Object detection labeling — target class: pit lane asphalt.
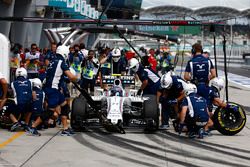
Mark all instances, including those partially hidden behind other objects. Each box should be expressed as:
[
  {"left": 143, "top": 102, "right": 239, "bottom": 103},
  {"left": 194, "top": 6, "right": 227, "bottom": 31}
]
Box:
[{"left": 1, "top": 84, "right": 250, "bottom": 167}]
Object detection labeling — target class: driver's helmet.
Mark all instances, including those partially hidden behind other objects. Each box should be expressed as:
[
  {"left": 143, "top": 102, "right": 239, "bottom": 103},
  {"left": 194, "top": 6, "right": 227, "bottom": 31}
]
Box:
[
  {"left": 110, "top": 79, "right": 123, "bottom": 96},
  {"left": 110, "top": 86, "right": 123, "bottom": 97}
]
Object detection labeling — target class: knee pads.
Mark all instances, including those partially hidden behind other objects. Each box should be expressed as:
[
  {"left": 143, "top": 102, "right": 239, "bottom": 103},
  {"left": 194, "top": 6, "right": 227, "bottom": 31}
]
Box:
[{"left": 61, "top": 105, "right": 70, "bottom": 117}]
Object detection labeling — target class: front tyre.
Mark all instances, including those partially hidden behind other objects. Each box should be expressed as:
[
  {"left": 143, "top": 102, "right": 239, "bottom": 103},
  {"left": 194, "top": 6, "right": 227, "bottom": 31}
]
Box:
[
  {"left": 213, "top": 102, "right": 246, "bottom": 136},
  {"left": 143, "top": 95, "right": 159, "bottom": 131},
  {"left": 71, "top": 95, "right": 88, "bottom": 131}
]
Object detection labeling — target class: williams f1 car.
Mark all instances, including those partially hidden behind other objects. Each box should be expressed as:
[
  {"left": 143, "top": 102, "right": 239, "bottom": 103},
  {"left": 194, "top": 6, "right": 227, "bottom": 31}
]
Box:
[{"left": 70, "top": 75, "right": 159, "bottom": 133}]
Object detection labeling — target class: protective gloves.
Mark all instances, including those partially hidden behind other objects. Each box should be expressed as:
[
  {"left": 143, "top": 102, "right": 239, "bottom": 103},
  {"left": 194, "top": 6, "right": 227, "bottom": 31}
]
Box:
[{"left": 226, "top": 104, "right": 239, "bottom": 112}]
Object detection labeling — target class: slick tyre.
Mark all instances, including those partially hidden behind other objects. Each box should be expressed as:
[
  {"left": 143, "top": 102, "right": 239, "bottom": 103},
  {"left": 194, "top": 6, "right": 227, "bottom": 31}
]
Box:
[
  {"left": 213, "top": 102, "right": 246, "bottom": 136},
  {"left": 143, "top": 95, "right": 159, "bottom": 131},
  {"left": 71, "top": 95, "right": 87, "bottom": 131}
]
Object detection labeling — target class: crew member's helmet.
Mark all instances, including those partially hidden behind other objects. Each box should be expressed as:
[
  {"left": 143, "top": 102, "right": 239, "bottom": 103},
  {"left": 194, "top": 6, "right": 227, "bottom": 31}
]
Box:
[
  {"left": 111, "top": 48, "right": 121, "bottom": 62},
  {"left": 31, "top": 78, "right": 42, "bottom": 89},
  {"left": 160, "top": 73, "right": 173, "bottom": 89},
  {"left": 129, "top": 58, "right": 139, "bottom": 72},
  {"left": 184, "top": 83, "right": 197, "bottom": 95},
  {"left": 15, "top": 67, "right": 27, "bottom": 78},
  {"left": 210, "top": 77, "right": 225, "bottom": 91},
  {"left": 56, "top": 45, "right": 69, "bottom": 60}
]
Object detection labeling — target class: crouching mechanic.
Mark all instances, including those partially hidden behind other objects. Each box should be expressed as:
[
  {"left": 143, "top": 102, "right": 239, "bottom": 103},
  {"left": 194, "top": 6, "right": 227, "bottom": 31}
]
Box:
[
  {"left": 178, "top": 83, "right": 213, "bottom": 138},
  {"left": 10, "top": 68, "right": 33, "bottom": 131},
  {"left": 43, "top": 45, "right": 78, "bottom": 136},
  {"left": 26, "top": 78, "right": 45, "bottom": 136},
  {"left": 128, "top": 58, "right": 160, "bottom": 95},
  {"left": 205, "top": 77, "right": 238, "bottom": 117},
  {"left": 157, "top": 73, "right": 185, "bottom": 129}
]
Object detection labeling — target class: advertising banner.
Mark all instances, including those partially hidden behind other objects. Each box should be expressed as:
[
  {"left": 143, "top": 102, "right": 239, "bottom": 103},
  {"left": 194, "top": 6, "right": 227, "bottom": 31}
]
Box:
[
  {"left": 86, "top": 4, "right": 91, "bottom": 18},
  {"left": 49, "top": 0, "right": 66, "bottom": 7},
  {"left": 74, "top": 0, "right": 81, "bottom": 12},
  {"left": 67, "top": 0, "right": 74, "bottom": 8},
  {"left": 138, "top": 25, "right": 201, "bottom": 35},
  {"left": 80, "top": 0, "right": 87, "bottom": 16}
]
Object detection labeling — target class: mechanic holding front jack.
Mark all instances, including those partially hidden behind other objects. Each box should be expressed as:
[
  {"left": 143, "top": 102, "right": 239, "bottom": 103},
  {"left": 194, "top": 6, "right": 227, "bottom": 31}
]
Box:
[
  {"left": 157, "top": 73, "right": 185, "bottom": 130},
  {"left": 128, "top": 57, "right": 161, "bottom": 96}
]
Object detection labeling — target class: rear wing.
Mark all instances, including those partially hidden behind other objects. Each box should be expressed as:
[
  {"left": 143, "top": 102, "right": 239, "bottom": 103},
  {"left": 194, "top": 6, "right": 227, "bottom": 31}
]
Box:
[{"left": 102, "top": 75, "right": 135, "bottom": 86}]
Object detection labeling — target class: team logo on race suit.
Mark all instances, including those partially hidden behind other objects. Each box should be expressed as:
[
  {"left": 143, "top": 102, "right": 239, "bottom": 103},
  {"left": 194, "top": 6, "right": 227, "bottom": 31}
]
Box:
[
  {"left": 196, "top": 64, "right": 205, "bottom": 72},
  {"left": 194, "top": 96, "right": 204, "bottom": 102}
]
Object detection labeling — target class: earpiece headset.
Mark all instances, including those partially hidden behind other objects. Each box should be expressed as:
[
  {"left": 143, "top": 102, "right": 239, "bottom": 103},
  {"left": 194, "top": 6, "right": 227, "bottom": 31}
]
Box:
[{"left": 191, "top": 44, "right": 203, "bottom": 55}]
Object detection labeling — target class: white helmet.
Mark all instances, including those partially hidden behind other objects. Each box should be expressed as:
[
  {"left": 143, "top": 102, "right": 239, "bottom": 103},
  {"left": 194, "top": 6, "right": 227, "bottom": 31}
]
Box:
[
  {"left": 15, "top": 67, "right": 27, "bottom": 78},
  {"left": 56, "top": 45, "right": 69, "bottom": 60},
  {"left": 31, "top": 78, "right": 42, "bottom": 89},
  {"left": 160, "top": 73, "right": 173, "bottom": 89},
  {"left": 184, "top": 83, "right": 197, "bottom": 95},
  {"left": 129, "top": 58, "right": 139, "bottom": 72},
  {"left": 210, "top": 78, "right": 224, "bottom": 91},
  {"left": 112, "top": 48, "right": 121, "bottom": 62}
]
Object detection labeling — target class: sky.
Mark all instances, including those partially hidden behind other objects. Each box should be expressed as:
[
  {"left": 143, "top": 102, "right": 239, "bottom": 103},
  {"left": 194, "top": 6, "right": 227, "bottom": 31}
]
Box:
[{"left": 141, "top": 0, "right": 250, "bottom": 11}]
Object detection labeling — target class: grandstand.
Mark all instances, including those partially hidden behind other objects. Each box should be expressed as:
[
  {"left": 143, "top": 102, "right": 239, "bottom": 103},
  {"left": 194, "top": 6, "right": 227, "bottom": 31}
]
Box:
[{"left": 140, "top": 0, "right": 250, "bottom": 68}]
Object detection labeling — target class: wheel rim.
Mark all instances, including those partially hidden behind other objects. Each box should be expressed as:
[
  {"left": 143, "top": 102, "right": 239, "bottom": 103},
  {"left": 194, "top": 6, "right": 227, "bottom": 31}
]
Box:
[{"left": 220, "top": 109, "right": 243, "bottom": 128}]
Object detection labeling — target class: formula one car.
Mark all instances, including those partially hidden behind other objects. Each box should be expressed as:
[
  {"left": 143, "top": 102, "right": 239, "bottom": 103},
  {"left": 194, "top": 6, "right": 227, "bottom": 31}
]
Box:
[{"left": 70, "top": 75, "right": 159, "bottom": 133}]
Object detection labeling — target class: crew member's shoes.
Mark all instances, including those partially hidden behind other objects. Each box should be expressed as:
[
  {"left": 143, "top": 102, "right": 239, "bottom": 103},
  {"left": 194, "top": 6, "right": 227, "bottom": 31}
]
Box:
[
  {"left": 27, "top": 127, "right": 41, "bottom": 136},
  {"left": 203, "top": 130, "right": 212, "bottom": 137},
  {"left": 188, "top": 131, "right": 196, "bottom": 139},
  {"left": 198, "top": 128, "right": 205, "bottom": 139},
  {"left": 61, "top": 128, "right": 75, "bottom": 136},
  {"left": 159, "top": 124, "right": 170, "bottom": 130},
  {"left": 10, "top": 122, "right": 22, "bottom": 132}
]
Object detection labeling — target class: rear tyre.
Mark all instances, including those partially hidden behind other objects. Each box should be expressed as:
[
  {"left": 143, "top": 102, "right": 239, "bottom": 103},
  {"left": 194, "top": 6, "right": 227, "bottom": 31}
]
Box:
[
  {"left": 143, "top": 95, "right": 159, "bottom": 131},
  {"left": 213, "top": 102, "right": 246, "bottom": 136},
  {"left": 71, "top": 95, "right": 88, "bottom": 131}
]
